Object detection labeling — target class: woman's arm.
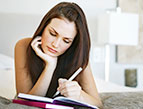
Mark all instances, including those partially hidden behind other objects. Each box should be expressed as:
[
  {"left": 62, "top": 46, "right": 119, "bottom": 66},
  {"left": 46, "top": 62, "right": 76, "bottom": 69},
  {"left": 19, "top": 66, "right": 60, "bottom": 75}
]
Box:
[
  {"left": 76, "top": 63, "right": 103, "bottom": 108},
  {"left": 15, "top": 38, "right": 56, "bottom": 96},
  {"left": 57, "top": 63, "right": 103, "bottom": 108}
]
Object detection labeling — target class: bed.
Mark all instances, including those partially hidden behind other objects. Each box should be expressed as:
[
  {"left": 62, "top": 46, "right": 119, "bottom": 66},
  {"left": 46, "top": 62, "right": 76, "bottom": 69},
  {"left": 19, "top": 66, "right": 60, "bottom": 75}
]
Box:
[{"left": 0, "top": 53, "right": 143, "bottom": 109}]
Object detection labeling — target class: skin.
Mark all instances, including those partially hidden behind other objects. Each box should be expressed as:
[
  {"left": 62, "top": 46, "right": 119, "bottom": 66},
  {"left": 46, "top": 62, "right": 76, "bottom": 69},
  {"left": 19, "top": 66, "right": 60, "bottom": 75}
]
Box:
[{"left": 15, "top": 18, "right": 103, "bottom": 108}]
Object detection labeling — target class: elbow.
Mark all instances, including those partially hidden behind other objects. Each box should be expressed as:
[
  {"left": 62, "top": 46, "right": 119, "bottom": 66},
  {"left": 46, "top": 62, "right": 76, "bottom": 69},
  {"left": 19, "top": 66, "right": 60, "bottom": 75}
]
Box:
[
  {"left": 98, "top": 101, "right": 103, "bottom": 109},
  {"left": 94, "top": 97, "right": 103, "bottom": 109}
]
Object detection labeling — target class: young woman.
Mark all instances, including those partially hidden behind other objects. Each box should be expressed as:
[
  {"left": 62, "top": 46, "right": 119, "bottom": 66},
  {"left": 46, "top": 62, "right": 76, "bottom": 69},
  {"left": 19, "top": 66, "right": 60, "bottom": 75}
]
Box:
[{"left": 15, "top": 2, "right": 102, "bottom": 108}]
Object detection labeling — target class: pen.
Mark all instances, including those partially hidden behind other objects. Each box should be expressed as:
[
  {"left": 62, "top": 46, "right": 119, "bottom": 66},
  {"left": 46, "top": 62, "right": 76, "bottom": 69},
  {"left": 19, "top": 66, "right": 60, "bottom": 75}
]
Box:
[{"left": 53, "top": 67, "right": 83, "bottom": 97}]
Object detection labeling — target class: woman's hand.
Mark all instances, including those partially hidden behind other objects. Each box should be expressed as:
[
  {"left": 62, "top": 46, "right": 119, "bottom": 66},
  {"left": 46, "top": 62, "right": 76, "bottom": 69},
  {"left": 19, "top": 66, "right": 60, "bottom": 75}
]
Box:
[
  {"left": 31, "top": 36, "right": 57, "bottom": 66},
  {"left": 57, "top": 78, "right": 82, "bottom": 100}
]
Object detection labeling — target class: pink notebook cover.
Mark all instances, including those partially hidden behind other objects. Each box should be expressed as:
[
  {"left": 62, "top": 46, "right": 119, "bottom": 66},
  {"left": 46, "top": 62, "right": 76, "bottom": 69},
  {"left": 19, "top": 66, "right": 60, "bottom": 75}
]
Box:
[{"left": 13, "top": 99, "right": 73, "bottom": 109}]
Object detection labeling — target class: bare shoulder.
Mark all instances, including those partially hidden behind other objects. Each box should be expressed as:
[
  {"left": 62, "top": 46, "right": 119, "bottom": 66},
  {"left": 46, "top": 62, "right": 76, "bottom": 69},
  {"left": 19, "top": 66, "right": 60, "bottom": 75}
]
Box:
[
  {"left": 15, "top": 37, "right": 32, "bottom": 69},
  {"left": 15, "top": 37, "right": 32, "bottom": 57},
  {"left": 15, "top": 37, "right": 32, "bottom": 49}
]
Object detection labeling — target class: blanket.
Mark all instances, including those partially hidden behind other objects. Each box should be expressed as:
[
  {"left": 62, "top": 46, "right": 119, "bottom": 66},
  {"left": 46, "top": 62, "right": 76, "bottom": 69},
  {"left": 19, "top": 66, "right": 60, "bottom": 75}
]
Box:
[{"left": 101, "top": 92, "right": 143, "bottom": 109}]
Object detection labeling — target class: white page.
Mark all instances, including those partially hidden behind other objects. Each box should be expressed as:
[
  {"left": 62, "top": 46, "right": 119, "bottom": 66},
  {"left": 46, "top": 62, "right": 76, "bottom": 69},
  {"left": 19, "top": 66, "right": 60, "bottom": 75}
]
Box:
[{"left": 18, "top": 93, "right": 53, "bottom": 103}]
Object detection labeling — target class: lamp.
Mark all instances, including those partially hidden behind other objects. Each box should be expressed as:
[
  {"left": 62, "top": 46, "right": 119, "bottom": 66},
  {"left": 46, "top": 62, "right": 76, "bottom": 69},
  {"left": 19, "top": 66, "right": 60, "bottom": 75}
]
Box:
[{"left": 97, "top": 11, "right": 139, "bottom": 82}]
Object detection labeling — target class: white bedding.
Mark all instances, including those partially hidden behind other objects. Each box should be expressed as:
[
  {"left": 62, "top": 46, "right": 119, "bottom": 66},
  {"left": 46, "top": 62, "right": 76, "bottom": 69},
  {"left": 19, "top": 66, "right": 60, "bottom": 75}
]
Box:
[
  {"left": 0, "top": 53, "right": 14, "bottom": 70},
  {"left": 95, "top": 78, "right": 143, "bottom": 93},
  {"left": 0, "top": 53, "right": 16, "bottom": 99},
  {"left": 0, "top": 69, "right": 16, "bottom": 99}
]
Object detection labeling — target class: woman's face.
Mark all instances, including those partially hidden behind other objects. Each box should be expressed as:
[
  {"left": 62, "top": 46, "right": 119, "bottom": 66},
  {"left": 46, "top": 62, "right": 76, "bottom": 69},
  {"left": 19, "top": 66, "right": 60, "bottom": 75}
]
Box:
[{"left": 41, "top": 18, "right": 77, "bottom": 57}]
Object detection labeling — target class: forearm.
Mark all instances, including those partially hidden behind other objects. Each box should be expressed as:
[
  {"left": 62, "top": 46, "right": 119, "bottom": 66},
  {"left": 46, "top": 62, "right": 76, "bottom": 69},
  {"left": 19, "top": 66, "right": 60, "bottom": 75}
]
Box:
[
  {"left": 28, "top": 65, "right": 55, "bottom": 96},
  {"left": 79, "top": 90, "right": 103, "bottom": 108}
]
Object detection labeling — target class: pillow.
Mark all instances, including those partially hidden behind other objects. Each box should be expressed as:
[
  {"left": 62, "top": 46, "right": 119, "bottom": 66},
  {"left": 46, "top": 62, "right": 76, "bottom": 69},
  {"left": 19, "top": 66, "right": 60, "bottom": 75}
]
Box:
[{"left": 0, "top": 53, "right": 14, "bottom": 70}]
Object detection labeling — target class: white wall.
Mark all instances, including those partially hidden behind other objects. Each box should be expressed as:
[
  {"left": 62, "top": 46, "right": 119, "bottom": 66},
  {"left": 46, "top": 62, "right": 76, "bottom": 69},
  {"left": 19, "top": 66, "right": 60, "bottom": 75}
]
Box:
[{"left": 0, "top": 0, "right": 116, "bottom": 15}]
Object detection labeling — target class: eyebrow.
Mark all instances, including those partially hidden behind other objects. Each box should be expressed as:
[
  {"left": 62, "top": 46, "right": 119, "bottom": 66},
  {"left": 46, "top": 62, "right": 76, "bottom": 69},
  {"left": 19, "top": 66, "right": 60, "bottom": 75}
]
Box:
[
  {"left": 49, "top": 27, "right": 58, "bottom": 35},
  {"left": 49, "top": 26, "right": 74, "bottom": 40}
]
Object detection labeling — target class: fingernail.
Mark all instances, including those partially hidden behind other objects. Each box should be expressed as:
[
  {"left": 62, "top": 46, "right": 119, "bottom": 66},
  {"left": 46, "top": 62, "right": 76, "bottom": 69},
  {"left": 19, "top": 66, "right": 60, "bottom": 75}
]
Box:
[
  {"left": 59, "top": 78, "right": 67, "bottom": 82},
  {"left": 59, "top": 78, "right": 63, "bottom": 83}
]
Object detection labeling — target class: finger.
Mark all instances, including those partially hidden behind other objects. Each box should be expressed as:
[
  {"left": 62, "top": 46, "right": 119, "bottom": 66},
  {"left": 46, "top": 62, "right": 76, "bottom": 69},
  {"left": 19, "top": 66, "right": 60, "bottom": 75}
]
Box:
[
  {"left": 31, "top": 37, "right": 42, "bottom": 48},
  {"left": 32, "top": 41, "right": 42, "bottom": 52},
  {"left": 31, "top": 42, "right": 44, "bottom": 58},
  {"left": 31, "top": 37, "right": 41, "bottom": 46},
  {"left": 61, "top": 83, "right": 82, "bottom": 98},
  {"left": 31, "top": 37, "right": 41, "bottom": 45},
  {"left": 58, "top": 78, "right": 67, "bottom": 83},
  {"left": 60, "top": 83, "right": 81, "bottom": 93},
  {"left": 62, "top": 81, "right": 79, "bottom": 89},
  {"left": 61, "top": 87, "right": 81, "bottom": 97},
  {"left": 58, "top": 81, "right": 70, "bottom": 91},
  {"left": 31, "top": 37, "right": 42, "bottom": 46},
  {"left": 58, "top": 78, "right": 67, "bottom": 87},
  {"left": 59, "top": 81, "right": 81, "bottom": 92},
  {"left": 35, "top": 41, "right": 42, "bottom": 47},
  {"left": 57, "top": 79, "right": 68, "bottom": 92}
]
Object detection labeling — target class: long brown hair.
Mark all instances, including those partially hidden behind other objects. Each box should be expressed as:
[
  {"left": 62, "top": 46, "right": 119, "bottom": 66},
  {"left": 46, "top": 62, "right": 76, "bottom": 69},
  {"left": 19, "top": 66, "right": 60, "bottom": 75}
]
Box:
[{"left": 27, "top": 2, "right": 91, "bottom": 97}]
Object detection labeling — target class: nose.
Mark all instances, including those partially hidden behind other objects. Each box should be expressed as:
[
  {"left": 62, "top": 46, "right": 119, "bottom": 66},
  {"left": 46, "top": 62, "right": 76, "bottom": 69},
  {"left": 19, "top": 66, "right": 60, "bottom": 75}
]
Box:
[{"left": 52, "top": 38, "right": 61, "bottom": 48}]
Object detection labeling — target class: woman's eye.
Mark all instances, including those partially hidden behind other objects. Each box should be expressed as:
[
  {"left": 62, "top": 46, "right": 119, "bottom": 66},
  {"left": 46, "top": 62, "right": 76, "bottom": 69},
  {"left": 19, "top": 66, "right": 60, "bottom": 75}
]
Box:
[
  {"left": 50, "top": 32, "right": 56, "bottom": 36},
  {"left": 64, "top": 40, "right": 71, "bottom": 44}
]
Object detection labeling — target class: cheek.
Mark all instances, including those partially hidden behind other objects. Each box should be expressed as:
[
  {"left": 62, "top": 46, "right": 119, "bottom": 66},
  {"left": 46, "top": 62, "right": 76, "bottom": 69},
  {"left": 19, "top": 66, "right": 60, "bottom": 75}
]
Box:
[
  {"left": 60, "top": 44, "right": 71, "bottom": 53},
  {"left": 41, "top": 36, "right": 51, "bottom": 46},
  {"left": 41, "top": 37, "right": 46, "bottom": 45}
]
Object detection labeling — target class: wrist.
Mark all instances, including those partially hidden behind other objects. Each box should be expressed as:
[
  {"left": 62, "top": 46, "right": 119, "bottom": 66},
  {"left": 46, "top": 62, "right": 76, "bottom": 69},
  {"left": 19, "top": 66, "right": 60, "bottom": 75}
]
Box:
[
  {"left": 45, "top": 62, "right": 57, "bottom": 71},
  {"left": 46, "top": 61, "right": 57, "bottom": 67},
  {"left": 79, "top": 90, "right": 85, "bottom": 102}
]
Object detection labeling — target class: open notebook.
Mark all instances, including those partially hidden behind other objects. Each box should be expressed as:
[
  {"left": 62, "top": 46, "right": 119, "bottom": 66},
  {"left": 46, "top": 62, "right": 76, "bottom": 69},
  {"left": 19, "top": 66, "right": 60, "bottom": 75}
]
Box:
[{"left": 13, "top": 93, "right": 98, "bottom": 109}]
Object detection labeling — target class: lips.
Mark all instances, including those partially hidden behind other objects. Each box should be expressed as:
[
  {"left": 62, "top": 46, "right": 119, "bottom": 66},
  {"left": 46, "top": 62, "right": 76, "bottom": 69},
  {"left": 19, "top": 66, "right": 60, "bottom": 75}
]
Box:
[{"left": 47, "top": 47, "right": 57, "bottom": 53}]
